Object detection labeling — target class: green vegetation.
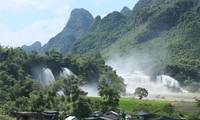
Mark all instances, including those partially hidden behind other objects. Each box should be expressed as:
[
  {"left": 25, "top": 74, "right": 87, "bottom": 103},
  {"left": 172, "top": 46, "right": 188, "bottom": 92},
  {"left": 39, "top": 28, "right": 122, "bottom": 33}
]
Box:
[
  {"left": 119, "top": 98, "right": 170, "bottom": 114},
  {"left": 22, "top": 0, "right": 200, "bottom": 92},
  {"left": 5, "top": 0, "right": 200, "bottom": 119},
  {"left": 118, "top": 97, "right": 200, "bottom": 119},
  {"left": 1, "top": 45, "right": 200, "bottom": 119},
  {"left": 88, "top": 97, "right": 199, "bottom": 118},
  {"left": 69, "top": 0, "right": 200, "bottom": 92},
  {"left": 134, "top": 87, "right": 148, "bottom": 99},
  {"left": 0, "top": 45, "right": 125, "bottom": 118},
  {"left": 40, "top": 8, "right": 94, "bottom": 54}
]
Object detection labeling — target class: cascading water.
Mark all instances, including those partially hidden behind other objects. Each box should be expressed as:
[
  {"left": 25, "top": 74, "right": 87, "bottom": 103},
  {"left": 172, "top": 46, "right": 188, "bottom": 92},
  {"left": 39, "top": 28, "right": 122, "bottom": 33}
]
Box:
[
  {"left": 57, "top": 67, "right": 75, "bottom": 95},
  {"left": 121, "top": 71, "right": 186, "bottom": 94},
  {"left": 157, "top": 75, "right": 180, "bottom": 88},
  {"left": 32, "top": 67, "right": 55, "bottom": 85},
  {"left": 81, "top": 84, "right": 99, "bottom": 97},
  {"left": 42, "top": 68, "right": 55, "bottom": 85},
  {"left": 59, "top": 67, "right": 74, "bottom": 78}
]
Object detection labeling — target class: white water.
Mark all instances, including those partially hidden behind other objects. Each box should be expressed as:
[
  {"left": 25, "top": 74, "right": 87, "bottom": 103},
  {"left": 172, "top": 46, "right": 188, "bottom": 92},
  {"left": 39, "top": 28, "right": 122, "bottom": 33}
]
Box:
[
  {"left": 59, "top": 68, "right": 99, "bottom": 96},
  {"left": 57, "top": 67, "right": 75, "bottom": 95},
  {"left": 157, "top": 75, "right": 180, "bottom": 88},
  {"left": 59, "top": 68, "right": 74, "bottom": 78},
  {"left": 33, "top": 67, "right": 55, "bottom": 85},
  {"left": 42, "top": 68, "right": 55, "bottom": 85},
  {"left": 121, "top": 71, "right": 187, "bottom": 94},
  {"left": 81, "top": 84, "right": 99, "bottom": 97}
]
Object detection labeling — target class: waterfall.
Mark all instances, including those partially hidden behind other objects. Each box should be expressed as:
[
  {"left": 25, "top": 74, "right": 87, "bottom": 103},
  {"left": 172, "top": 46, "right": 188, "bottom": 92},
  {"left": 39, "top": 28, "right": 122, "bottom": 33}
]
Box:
[
  {"left": 59, "top": 67, "right": 74, "bottom": 78},
  {"left": 57, "top": 67, "right": 75, "bottom": 95},
  {"left": 121, "top": 71, "right": 186, "bottom": 94},
  {"left": 81, "top": 84, "right": 99, "bottom": 97},
  {"left": 32, "top": 67, "right": 55, "bottom": 85},
  {"left": 42, "top": 68, "right": 55, "bottom": 85},
  {"left": 157, "top": 75, "right": 180, "bottom": 88}
]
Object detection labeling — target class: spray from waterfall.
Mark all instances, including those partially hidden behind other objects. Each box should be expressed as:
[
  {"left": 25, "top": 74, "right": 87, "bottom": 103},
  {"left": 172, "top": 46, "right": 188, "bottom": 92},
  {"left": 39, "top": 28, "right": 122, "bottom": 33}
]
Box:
[
  {"left": 32, "top": 67, "right": 55, "bottom": 85},
  {"left": 81, "top": 84, "right": 99, "bottom": 97},
  {"left": 57, "top": 67, "right": 75, "bottom": 95},
  {"left": 59, "top": 67, "right": 74, "bottom": 78},
  {"left": 43, "top": 68, "right": 55, "bottom": 85},
  {"left": 121, "top": 71, "right": 187, "bottom": 94},
  {"left": 157, "top": 75, "right": 180, "bottom": 88}
]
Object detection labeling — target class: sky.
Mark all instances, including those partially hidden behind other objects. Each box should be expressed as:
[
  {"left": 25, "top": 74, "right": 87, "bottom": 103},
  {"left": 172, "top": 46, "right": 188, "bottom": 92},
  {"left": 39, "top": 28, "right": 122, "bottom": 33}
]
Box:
[{"left": 0, "top": 0, "right": 139, "bottom": 47}]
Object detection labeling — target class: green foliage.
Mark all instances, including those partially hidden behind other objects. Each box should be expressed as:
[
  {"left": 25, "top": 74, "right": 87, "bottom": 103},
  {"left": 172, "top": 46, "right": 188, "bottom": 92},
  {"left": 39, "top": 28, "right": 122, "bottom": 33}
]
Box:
[
  {"left": 0, "top": 45, "right": 125, "bottom": 118},
  {"left": 99, "top": 70, "right": 126, "bottom": 94},
  {"left": 3, "top": 0, "right": 200, "bottom": 117},
  {"left": 97, "top": 69, "right": 125, "bottom": 110},
  {"left": 38, "top": 8, "right": 94, "bottom": 54},
  {"left": 73, "top": 97, "right": 92, "bottom": 118},
  {"left": 70, "top": 11, "right": 127, "bottom": 54},
  {"left": 163, "top": 104, "right": 175, "bottom": 115},
  {"left": 29, "top": 92, "right": 46, "bottom": 112},
  {"left": 134, "top": 87, "right": 148, "bottom": 99},
  {"left": 187, "top": 113, "right": 200, "bottom": 120},
  {"left": 132, "top": 103, "right": 156, "bottom": 113},
  {"left": 22, "top": 0, "right": 200, "bottom": 87}
]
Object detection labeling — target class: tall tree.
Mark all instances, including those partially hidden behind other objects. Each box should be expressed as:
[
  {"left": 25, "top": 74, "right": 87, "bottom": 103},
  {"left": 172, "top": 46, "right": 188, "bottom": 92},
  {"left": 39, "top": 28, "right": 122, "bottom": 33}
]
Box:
[{"left": 98, "top": 70, "right": 123, "bottom": 110}]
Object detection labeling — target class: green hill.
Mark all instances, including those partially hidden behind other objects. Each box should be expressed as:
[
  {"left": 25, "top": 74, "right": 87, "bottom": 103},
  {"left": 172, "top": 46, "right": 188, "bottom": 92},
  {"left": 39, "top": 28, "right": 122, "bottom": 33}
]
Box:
[
  {"left": 71, "top": 0, "right": 200, "bottom": 62},
  {"left": 22, "top": 0, "right": 200, "bottom": 87},
  {"left": 41, "top": 8, "right": 94, "bottom": 53},
  {"left": 69, "top": 0, "right": 200, "bottom": 85}
]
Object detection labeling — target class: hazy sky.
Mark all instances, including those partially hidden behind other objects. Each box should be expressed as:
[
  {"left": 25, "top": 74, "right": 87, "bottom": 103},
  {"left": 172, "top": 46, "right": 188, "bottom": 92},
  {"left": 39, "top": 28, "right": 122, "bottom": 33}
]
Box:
[{"left": 0, "top": 0, "right": 139, "bottom": 47}]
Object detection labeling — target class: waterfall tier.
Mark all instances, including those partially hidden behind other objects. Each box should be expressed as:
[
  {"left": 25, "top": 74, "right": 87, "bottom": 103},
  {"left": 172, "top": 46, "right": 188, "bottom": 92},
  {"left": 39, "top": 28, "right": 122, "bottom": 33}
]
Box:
[
  {"left": 59, "top": 68, "right": 74, "bottom": 78},
  {"left": 33, "top": 67, "right": 55, "bottom": 85},
  {"left": 121, "top": 71, "right": 187, "bottom": 94}
]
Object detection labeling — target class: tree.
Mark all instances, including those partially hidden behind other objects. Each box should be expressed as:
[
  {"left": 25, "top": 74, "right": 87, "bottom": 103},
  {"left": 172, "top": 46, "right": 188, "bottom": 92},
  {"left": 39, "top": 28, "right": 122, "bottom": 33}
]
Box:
[
  {"left": 134, "top": 87, "right": 148, "bottom": 99},
  {"left": 53, "top": 76, "right": 86, "bottom": 98},
  {"left": 73, "top": 97, "right": 92, "bottom": 118},
  {"left": 98, "top": 78, "right": 121, "bottom": 110},
  {"left": 98, "top": 70, "right": 126, "bottom": 95},
  {"left": 29, "top": 92, "right": 46, "bottom": 112}
]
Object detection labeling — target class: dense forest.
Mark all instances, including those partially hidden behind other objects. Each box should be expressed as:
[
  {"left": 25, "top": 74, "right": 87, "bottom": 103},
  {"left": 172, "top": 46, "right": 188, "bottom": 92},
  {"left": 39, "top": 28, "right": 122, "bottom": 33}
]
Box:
[
  {"left": 4, "top": 0, "right": 200, "bottom": 119},
  {"left": 0, "top": 46, "right": 125, "bottom": 119},
  {"left": 22, "top": 0, "right": 200, "bottom": 89}
]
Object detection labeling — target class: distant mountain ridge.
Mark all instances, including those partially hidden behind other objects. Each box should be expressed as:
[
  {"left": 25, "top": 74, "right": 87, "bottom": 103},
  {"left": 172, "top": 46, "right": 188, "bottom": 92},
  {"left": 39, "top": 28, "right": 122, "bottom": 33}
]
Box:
[
  {"left": 22, "top": 41, "right": 42, "bottom": 52},
  {"left": 41, "top": 8, "right": 94, "bottom": 53},
  {"left": 21, "top": 0, "right": 200, "bottom": 92},
  {"left": 22, "top": 0, "right": 200, "bottom": 70},
  {"left": 23, "top": 8, "right": 94, "bottom": 53}
]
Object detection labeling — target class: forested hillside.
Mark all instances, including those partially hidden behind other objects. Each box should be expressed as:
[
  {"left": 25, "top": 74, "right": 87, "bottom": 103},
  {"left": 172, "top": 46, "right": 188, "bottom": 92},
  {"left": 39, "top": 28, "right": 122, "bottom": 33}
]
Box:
[
  {"left": 0, "top": 46, "right": 125, "bottom": 118},
  {"left": 69, "top": 0, "right": 200, "bottom": 86},
  {"left": 22, "top": 0, "right": 200, "bottom": 89},
  {"left": 41, "top": 8, "right": 94, "bottom": 54}
]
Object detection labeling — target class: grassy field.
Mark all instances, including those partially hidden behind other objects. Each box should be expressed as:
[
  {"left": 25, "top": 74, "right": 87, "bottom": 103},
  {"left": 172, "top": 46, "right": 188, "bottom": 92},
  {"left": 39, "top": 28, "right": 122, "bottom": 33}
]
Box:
[
  {"left": 119, "top": 97, "right": 170, "bottom": 114},
  {"left": 89, "top": 96, "right": 198, "bottom": 117},
  {"left": 118, "top": 97, "right": 198, "bottom": 117}
]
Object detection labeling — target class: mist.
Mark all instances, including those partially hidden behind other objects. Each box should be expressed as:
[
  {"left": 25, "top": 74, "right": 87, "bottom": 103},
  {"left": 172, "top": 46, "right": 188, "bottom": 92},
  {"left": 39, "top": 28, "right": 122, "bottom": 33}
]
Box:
[
  {"left": 81, "top": 84, "right": 99, "bottom": 97},
  {"left": 32, "top": 66, "right": 55, "bottom": 85},
  {"left": 105, "top": 53, "right": 187, "bottom": 95},
  {"left": 106, "top": 53, "right": 157, "bottom": 75}
]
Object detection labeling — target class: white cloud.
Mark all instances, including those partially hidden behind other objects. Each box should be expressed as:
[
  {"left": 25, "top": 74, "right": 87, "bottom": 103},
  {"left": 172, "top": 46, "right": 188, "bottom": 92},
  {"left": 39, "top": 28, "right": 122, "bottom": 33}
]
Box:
[
  {"left": 0, "top": 0, "right": 71, "bottom": 47},
  {"left": 0, "top": 17, "right": 67, "bottom": 47},
  {"left": 0, "top": 0, "right": 70, "bottom": 12},
  {"left": 0, "top": 0, "right": 139, "bottom": 47}
]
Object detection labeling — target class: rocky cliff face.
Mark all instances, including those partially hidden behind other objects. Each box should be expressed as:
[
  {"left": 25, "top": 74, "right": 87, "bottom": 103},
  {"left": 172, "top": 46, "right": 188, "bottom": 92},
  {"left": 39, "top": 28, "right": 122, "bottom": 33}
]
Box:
[
  {"left": 41, "top": 8, "right": 94, "bottom": 53},
  {"left": 23, "top": 8, "right": 94, "bottom": 53}
]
